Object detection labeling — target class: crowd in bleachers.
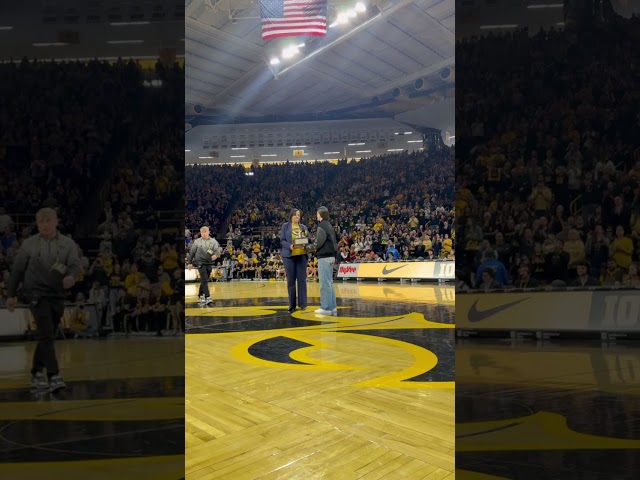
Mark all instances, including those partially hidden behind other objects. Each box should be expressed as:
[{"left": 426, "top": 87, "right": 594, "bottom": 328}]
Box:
[
  {"left": 456, "top": 15, "right": 640, "bottom": 290},
  {"left": 185, "top": 165, "right": 245, "bottom": 234},
  {"left": 186, "top": 146, "right": 455, "bottom": 282},
  {"left": 0, "top": 57, "right": 184, "bottom": 336}
]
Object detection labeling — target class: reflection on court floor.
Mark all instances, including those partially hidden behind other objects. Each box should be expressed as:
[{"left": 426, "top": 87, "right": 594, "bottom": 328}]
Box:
[
  {"left": 456, "top": 341, "right": 640, "bottom": 479},
  {"left": 185, "top": 280, "right": 455, "bottom": 479},
  {"left": 0, "top": 338, "right": 184, "bottom": 480}
]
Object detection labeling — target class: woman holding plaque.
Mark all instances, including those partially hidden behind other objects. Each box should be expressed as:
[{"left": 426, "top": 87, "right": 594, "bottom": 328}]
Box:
[{"left": 280, "top": 208, "right": 309, "bottom": 313}]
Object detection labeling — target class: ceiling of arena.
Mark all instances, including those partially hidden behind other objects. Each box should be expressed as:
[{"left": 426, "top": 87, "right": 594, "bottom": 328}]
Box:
[
  {"left": 0, "top": 1, "right": 184, "bottom": 61},
  {"left": 185, "top": 0, "right": 455, "bottom": 121}
]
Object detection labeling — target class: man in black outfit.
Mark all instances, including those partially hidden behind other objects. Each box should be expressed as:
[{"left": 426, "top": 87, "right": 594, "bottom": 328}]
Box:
[{"left": 6, "top": 208, "right": 81, "bottom": 392}]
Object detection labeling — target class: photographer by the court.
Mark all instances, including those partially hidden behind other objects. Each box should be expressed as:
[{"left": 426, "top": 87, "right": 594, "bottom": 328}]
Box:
[
  {"left": 6, "top": 208, "right": 81, "bottom": 392},
  {"left": 187, "top": 226, "right": 221, "bottom": 304}
]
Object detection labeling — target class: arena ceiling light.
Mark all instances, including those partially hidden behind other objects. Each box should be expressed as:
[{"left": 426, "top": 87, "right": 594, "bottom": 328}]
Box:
[
  {"left": 0, "top": 26, "right": 13, "bottom": 30},
  {"left": 269, "top": 58, "right": 280, "bottom": 65},
  {"left": 527, "top": 3, "right": 563, "bottom": 8},
  {"left": 281, "top": 45, "right": 300, "bottom": 59},
  {"left": 185, "top": 149, "right": 191, "bottom": 152},
  {"left": 199, "top": 156, "right": 214, "bottom": 159},
  {"left": 261, "top": 154, "right": 277, "bottom": 157},
  {"left": 33, "top": 42, "right": 68, "bottom": 47},
  {"left": 290, "top": 145, "right": 307, "bottom": 148},
  {"left": 356, "top": 150, "right": 371, "bottom": 153},
  {"left": 407, "top": 140, "right": 422, "bottom": 143},
  {"left": 324, "top": 151, "right": 340, "bottom": 154},
  {"left": 270, "top": 3, "right": 380, "bottom": 77},
  {"left": 107, "top": 40, "right": 144, "bottom": 44},
  {"left": 232, "top": 147, "right": 248, "bottom": 150},
  {"left": 230, "top": 155, "right": 246, "bottom": 158},
  {"left": 404, "top": 131, "right": 412, "bottom": 134},
  {"left": 479, "top": 24, "right": 519, "bottom": 29},
  {"left": 387, "top": 149, "right": 404, "bottom": 152},
  {"left": 348, "top": 142, "right": 365, "bottom": 146},
  {"left": 109, "top": 21, "right": 151, "bottom": 26}
]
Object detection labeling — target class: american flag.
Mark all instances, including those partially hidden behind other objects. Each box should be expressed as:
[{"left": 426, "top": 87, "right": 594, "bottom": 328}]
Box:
[{"left": 259, "top": 0, "right": 328, "bottom": 41}]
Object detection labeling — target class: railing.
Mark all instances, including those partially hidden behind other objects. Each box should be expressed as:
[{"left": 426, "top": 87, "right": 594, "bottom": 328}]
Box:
[{"left": 569, "top": 194, "right": 582, "bottom": 217}]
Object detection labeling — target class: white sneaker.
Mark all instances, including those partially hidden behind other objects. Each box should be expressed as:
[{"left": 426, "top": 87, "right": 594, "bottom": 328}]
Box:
[
  {"left": 31, "top": 372, "right": 49, "bottom": 390},
  {"left": 49, "top": 375, "right": 66, "bottom": 392},
  {"left": 332, "top": 309, "right": 338, "bottom": 316},
  {"left": 315, "top": 308, "right": 333, "bottom": 315},
  {"left": 198, "top": 295, "right": 206, "bottom": 304},
  {"left": 205, "top": 298, "right": 213, "bottom": 304}
]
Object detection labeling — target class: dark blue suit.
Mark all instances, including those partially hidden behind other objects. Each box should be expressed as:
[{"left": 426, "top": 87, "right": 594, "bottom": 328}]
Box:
[{"left": 280, "top": 222, "right": 308, "bottom": 310}]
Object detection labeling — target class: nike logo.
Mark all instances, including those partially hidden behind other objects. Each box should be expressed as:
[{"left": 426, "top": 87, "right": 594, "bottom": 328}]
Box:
[
  {"left": 467, "top": 298, "right": 529, "bottom": 323},
  {"left": 382, "top": 265, "right": 408, "bottom": 275}
]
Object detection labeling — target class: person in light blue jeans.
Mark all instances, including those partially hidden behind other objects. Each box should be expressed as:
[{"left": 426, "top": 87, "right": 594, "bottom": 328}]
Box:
[{"left": 313, "top": 206, "right": 338, "bottom": 316}]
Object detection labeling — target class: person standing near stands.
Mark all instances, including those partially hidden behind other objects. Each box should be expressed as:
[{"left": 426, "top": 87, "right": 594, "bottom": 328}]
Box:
[
  {"left": 280, "top": 208, "right": 309, "bottom": 313},
  {"left": 313, "top": 206, "right": 338, "bottom": 316},
  {"left": 187, "top": 226, "right": 221, "bottom": 305},
  {"left": 6, "top": 208, "right": 81, "bottom": 392}
]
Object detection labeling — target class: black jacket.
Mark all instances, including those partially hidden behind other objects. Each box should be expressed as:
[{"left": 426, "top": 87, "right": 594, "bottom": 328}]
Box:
[{"left": 315, "top": 220, "right": 337, "bottom": 259}]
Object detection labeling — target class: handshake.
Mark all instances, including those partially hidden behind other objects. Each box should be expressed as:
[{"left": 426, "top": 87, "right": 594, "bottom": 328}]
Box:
[{"left": 305, "top": 241, "right": 317, "bottom": 254}]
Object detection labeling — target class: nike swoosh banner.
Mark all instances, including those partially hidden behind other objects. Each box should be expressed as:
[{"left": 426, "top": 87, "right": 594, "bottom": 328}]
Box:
[
  {"left": 457, "top": 290, "right": 640, "bottom": 332},
  {"left": 336, "top": 261, "right": 455, "bottom": 280}
]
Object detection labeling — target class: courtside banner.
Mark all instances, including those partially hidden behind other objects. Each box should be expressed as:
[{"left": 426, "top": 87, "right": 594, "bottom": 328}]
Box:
[
  {"left": 185, "top": 268, "right": 198, "bottom": 281},
  {"left": 0, "top": 303, "right": 99, "bottom": 337},
  {"left": 457, "top": 290, "right": 640, "bottom": 332},
  {"left": 336, "top": 283, "right": 455, "bottom": 305},
  {"left": 337, "top": 261, "right": 455, "bottom": 280}
]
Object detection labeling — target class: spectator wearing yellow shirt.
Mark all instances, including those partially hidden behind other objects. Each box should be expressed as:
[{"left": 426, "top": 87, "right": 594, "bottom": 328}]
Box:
[
  {"left": 600, "top": 259, "right": 624, "bottom": 286},
  {"left": 442, "top": 234, "right": 453, "bottom": 254},
  {"left": 423, "top": 236, "right": 433, "bottom": 252},
  {"left": 563, "top": 229, "right": 586, "bottom": 267},
  {"left": 125, "top": 264, "right": 143, "bottom": 296},
  {"left": 160, "top": 244, "right": 179, "bottom": 272},
  {"left": 611, "top": 225, "right": 633, "bottom": 269},
  {"left": 528, "top": 179, "right": 553, "bottom": 216}
]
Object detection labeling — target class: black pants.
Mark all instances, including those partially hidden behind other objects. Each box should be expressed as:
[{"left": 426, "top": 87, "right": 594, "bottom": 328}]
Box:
[
  {"left": 197, "top": 264, "right": 214, "bottom": 298},
  {"left": 30, "top": 297, "right": 64, "bottom": 377},
  {"left": 282, "top": 255, "right": 308, "bottom": 310}
]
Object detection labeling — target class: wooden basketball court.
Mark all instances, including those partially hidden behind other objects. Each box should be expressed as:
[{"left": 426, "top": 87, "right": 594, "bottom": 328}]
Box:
[
  {"left": 456, "top": 341, "right": 640, "bottom": 479},
  {"left": 185, "top": 280, "right": 455, "bottom": 479},
  {"left": 0, "top": 337, "right": 184, "bottom": 479}
]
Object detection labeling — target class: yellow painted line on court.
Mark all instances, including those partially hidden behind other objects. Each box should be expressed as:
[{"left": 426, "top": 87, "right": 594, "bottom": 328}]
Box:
[
  {"left": 226, "top": 330, "right": 453, "bottom": 389},
  {"left": 187, "top": 306, "right": 453, "bottom": 329},
  {"left": 457, "top": 411, "right": 640, "bottom": 452},
  {"left": 0, "top": 397, "right": 184, "bottom": 421},
  {"left": 345, "top": 333, "right": 452, "bottom": 389},
  {"left": 230, "top": 332, "right": 365, "bottom": 371},
  {"left": 0, "top": 455, "right": 184, "bottom": 480}
]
